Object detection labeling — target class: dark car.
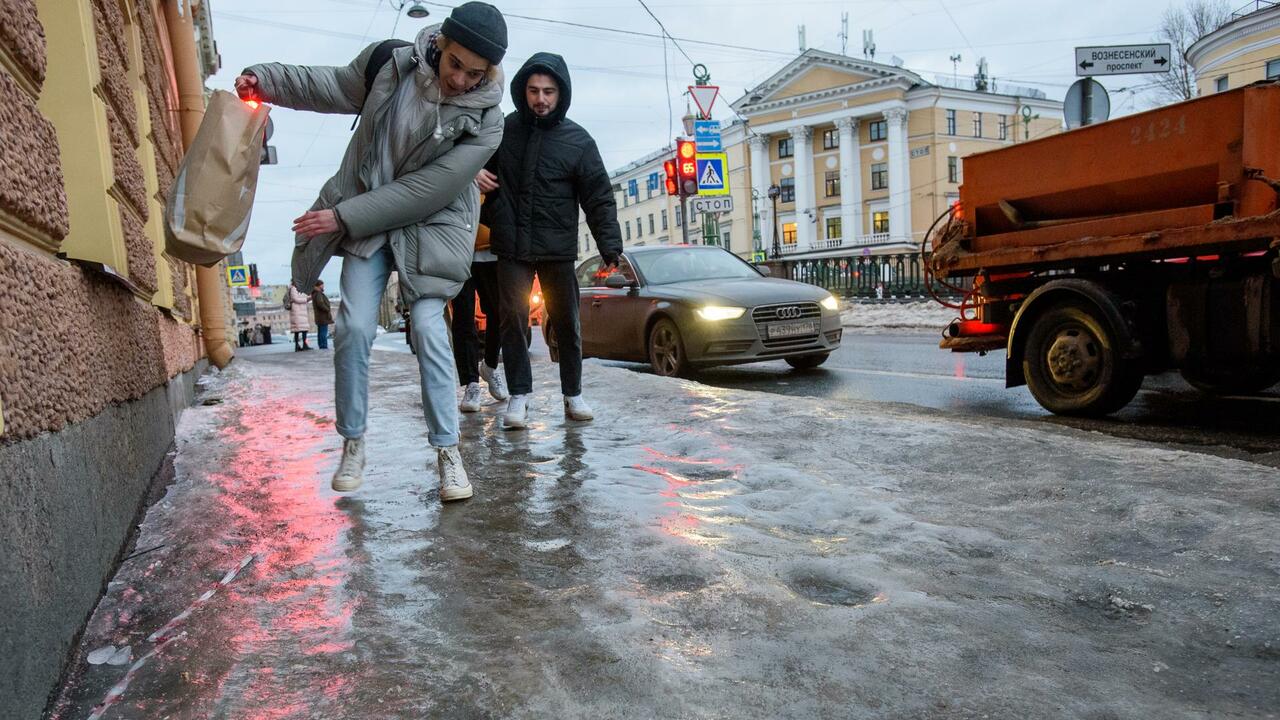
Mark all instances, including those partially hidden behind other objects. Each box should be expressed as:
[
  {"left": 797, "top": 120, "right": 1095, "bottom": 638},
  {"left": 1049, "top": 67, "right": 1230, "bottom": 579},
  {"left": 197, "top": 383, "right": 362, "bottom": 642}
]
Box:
[{"left": 545, "top": 245, "right": 843, "bottom": 376}]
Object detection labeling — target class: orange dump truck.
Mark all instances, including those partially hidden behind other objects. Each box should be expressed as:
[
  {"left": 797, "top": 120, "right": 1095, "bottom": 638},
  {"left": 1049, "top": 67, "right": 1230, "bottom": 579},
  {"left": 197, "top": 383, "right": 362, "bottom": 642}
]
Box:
[{"left": 928, "top": 80, "right": 1280, "bottom": 416}]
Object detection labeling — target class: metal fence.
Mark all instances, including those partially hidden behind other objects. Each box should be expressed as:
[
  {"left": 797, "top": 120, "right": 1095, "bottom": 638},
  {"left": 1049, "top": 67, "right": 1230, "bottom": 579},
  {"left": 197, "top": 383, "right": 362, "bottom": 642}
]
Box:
[{"left": 764, "top": 252, "right": 972, "bottom": 299}]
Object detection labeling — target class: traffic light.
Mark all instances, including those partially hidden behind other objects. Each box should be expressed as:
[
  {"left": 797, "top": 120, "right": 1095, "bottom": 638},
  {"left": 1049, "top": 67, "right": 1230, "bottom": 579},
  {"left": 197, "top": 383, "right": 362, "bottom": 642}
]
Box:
[
  {"left": 663, "top": 159, "right": 678, "bottom": 196},
  {"left": 676, "top": 139, "right": 698, "bottom": 197}
]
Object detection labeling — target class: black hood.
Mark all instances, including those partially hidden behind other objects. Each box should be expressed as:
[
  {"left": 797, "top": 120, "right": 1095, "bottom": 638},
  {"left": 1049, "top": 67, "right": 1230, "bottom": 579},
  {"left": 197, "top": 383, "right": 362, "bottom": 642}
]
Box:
[{"left": 511, "top": 52, "right": 571, "bottom": 128}]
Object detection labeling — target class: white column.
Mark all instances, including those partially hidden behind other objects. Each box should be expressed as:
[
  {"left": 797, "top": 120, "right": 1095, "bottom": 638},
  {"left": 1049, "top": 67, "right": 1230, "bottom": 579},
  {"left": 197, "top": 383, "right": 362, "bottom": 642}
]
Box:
[
  {"left": 884, "top": 107, "right": 911, "bottom": 244},
  {"left": 749, "top": 134, "right": 771, "bottom": 254},
  {"left": 836, "top": 117, "right": 861, "bottom": 245},
  {"left": 789, "top": 125, "right": 815, "bottom": 251}
]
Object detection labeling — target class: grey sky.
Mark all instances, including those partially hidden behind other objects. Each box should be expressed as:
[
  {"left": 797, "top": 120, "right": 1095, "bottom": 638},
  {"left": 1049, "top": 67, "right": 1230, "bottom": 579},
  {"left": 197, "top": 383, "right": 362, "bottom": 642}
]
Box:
[{"left": 210, "top": 0, "right": 1188, "bottom": 287}]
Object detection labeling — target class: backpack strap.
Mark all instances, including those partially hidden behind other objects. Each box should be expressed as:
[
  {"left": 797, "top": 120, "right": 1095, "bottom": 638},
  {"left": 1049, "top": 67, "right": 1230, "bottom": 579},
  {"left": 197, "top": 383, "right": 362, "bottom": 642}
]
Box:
[{"left": 350, "top": 39, "right": 413, "bottom": 130}]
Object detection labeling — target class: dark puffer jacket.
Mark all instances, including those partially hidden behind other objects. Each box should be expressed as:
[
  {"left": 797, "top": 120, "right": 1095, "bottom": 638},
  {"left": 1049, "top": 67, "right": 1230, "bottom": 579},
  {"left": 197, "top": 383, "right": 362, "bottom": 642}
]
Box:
[{"left": 482, "top": 53, "right": 622, "bottom": 263}]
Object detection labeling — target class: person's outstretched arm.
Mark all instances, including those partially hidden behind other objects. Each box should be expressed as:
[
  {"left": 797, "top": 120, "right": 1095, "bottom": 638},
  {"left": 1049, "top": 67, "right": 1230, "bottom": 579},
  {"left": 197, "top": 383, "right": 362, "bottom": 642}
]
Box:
[
  {"left": 239, "top": 42, "right": 382, "bottom": 115},
  {"left": 574, "top": 138, "right": 623, "bottom": 264}
]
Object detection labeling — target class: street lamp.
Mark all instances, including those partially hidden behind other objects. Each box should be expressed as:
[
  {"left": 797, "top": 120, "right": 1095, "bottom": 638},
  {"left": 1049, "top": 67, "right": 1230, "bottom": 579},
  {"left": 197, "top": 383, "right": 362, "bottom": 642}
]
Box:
[
  {"left": 388, "top": 0, "right": 429, "bottom": 36},
  {"left": 767, "top": 184, "right": 781, "bottom": 259}
]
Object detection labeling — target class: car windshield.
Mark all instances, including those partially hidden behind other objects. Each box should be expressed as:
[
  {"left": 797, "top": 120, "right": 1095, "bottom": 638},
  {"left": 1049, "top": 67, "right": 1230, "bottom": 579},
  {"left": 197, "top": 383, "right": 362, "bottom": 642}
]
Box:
[{"left": 632, "top": 248, "right": 760, "bottom": 285}]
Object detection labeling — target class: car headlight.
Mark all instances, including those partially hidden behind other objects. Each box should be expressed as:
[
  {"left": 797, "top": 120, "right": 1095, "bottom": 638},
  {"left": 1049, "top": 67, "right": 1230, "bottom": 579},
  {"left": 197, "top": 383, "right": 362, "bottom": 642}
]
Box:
[
  {"left": 696, "top": 305, "right": 746, "bottom": 321},
  {"left": 820, "top": 294, "right": 839, "bottom": 311}
]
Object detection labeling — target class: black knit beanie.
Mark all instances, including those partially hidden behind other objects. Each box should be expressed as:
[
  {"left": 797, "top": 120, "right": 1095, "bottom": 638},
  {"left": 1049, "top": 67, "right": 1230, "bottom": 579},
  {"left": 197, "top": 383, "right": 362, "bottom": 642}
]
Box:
[{"left": 441, "top": 2, "right": 508, "bottom": 65}]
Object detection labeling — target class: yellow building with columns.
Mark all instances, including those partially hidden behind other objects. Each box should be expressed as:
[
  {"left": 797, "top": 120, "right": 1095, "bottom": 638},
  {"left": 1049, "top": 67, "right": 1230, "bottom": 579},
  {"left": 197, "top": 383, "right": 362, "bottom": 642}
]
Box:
[
  {"left": 736, "top": 49, "right": 1062, "bottom": 259},
  {"left": 1187, "top": 1, "right": 1280, "bottom": 96}
]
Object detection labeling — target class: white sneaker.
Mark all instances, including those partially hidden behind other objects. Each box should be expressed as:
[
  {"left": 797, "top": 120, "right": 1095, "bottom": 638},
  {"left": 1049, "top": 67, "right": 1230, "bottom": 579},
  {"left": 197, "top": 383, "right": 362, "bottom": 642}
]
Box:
[
  {"left": 503, "top": 394, "right": 530, "bottom": 429},
  {"left": 480, "top": 362, "right": 509, "bottom": 401},
  {"left": 437, "top": 445, "right": 472, "bottom": 501},
  {"left": 331, "top": 437, "right": 366, "bottom": 492},
  {"left": 459, "top": 382, "right": 483, "bottom": 413},
  {"left": 563, "top": 394, "right": 594, "bottom": 421}
]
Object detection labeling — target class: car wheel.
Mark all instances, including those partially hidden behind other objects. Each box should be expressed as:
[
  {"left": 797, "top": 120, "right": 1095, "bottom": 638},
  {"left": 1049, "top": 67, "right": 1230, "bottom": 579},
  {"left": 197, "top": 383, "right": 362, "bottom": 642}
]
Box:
[
  {"left": 648, "top": 318, "right": 689, "bottom": 377},
  {"left": 544, "top": 322, "right": 559, "bottom": 363},
  {"left": 1022, "top": 303, "right": 1142, "bottom": 417},
  {"left": 785, "top": 353, "right": 829, "bottom": 370}
]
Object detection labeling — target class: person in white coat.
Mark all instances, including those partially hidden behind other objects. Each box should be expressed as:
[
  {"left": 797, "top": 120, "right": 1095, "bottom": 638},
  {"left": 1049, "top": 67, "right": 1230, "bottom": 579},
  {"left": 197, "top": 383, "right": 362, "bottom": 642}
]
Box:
[{"left": 288, "top": 285, "right": 312, "bottom": 351}]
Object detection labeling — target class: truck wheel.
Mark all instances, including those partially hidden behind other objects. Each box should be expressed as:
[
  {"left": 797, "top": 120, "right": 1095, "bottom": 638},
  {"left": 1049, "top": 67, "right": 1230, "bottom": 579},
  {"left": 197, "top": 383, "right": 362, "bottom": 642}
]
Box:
[
  {"left": 649, "top": 318, "right": 689, "bottom": 377},
  {"left": 786, "top": 353, "right": 830, "bottom": 370},
  {"left": 1023, "top": 303, "right": 1142, "bottom": 417},
  {"left": 1181, "top": 365, "right": 1280, "bottom": 395}
]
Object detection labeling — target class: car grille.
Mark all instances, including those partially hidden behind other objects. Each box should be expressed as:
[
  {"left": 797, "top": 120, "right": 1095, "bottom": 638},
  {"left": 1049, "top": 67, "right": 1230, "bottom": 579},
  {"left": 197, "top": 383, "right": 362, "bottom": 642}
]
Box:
[{"left": 752, "top": 302, "right": 823, "bottom": 349}]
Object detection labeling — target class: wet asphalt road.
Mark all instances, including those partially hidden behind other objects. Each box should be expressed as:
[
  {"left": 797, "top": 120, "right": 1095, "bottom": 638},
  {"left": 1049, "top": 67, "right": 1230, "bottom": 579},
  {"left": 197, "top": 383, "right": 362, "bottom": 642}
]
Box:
[
  {"left": 589, "top": 331, "right": 1280, "bottom": 469},
  {"left": 51, "top": 340, "right": 1280, "bottom": 719}
]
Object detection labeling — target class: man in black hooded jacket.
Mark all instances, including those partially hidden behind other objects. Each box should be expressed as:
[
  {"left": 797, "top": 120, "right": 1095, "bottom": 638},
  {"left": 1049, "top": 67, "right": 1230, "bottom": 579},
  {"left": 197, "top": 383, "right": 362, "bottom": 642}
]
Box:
[{"left": 477, "top": 52, "right": 622, "bottom": 429}]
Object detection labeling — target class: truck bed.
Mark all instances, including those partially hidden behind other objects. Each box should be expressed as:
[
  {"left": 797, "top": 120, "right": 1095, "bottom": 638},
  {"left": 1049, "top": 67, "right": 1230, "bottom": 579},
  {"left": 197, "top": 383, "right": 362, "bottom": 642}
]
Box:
[{"left": 932, "top": 81, "right": 1280, "bottom": 279}]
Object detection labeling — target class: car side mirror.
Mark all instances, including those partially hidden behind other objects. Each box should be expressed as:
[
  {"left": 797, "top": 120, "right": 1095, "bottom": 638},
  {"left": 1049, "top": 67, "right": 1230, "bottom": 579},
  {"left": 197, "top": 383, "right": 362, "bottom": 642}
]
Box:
[
  {"left": 604, "top": 273, "right": 630, "bottom": 290},
  {"left": 757, "top": 265, "right": 772, "bottom": 277}
]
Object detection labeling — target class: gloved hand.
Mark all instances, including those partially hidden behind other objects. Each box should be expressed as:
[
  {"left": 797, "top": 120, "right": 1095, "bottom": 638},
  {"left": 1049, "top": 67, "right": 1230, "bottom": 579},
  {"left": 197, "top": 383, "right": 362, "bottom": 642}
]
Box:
[{"left": 601, "top": 251, "right": 620, "bottom": 269}]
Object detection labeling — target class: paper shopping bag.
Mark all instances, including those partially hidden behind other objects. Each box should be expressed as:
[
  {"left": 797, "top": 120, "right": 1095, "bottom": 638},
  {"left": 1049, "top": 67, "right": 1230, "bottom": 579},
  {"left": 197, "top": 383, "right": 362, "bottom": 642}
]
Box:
[{"left": 164, "top": 90, "right": 271, "bottom": 267}]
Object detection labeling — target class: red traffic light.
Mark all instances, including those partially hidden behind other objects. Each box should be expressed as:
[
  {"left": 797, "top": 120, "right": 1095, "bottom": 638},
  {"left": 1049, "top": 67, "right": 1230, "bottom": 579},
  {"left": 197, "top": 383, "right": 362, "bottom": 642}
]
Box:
[
  {"left": 663, "top": 160, "right": 678, "bottom": 196},
  {"left": 675, "top": 140, "right": 698, "bottom": 197}
]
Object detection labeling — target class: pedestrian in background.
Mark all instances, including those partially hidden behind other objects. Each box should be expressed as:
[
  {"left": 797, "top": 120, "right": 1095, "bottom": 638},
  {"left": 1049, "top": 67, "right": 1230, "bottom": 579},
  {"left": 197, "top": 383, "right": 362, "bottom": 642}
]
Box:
[
  {"left": 236, "top": 2, "right": 508, "bottom": 501},
  {"left": 452, "top": 198, "right": 508, "bottom": 413},
  {"left": 287, "top": 284, "right": 312, "bottom": 351},
  {"left": 478, "top": 52, "right": 622, "bottom": 429},
  {"left": 311, "top": 280, "right": 333, "bottom": 350}
]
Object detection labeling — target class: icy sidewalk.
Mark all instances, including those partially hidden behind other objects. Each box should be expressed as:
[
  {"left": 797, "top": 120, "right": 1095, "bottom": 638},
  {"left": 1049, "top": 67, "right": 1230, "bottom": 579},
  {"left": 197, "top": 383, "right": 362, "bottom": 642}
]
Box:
[
  {"left": 841, "top": 299, "right": 960, "bottom": 332},
  {"left": 52, "top": 345, "right": 1280, "bottom": 719}
]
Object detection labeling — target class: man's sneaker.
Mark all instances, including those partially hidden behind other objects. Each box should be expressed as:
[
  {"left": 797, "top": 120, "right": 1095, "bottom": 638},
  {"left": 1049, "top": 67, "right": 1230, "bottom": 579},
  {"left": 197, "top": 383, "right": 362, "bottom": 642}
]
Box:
[
  {"left": 480, "top": 362, "right": 509, "bottom": 401},
  {"left": 331, "top": 437, "right": 366, "bottom": 492},
  {"left": 459, "top": 382, "right": 484, "bottom": 413},
  {"left": 437, "top": 445, "right": 472, "bottom": 502},
  {"left": 503, "top": 394, "right": 530, "bottom": 429},
  {"left": 564, "top": 394, "right": 594, "bottom": 421}
]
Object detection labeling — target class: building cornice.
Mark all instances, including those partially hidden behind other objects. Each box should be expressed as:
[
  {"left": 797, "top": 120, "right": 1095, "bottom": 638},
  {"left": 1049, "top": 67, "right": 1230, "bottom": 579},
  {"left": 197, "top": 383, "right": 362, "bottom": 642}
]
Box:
[
  {"left": 738, "top": 75, "right": 916, "bottom": 117},
  {"left": 1187, "top": 5, "right": 1280, "bottom": 68}
]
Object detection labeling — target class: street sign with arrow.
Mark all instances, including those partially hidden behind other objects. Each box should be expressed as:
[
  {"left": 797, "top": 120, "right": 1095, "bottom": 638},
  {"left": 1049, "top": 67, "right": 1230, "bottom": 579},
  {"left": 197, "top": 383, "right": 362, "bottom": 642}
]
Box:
[{"left": 1075, "top": 44, "right": 1172, "bottom": 77}]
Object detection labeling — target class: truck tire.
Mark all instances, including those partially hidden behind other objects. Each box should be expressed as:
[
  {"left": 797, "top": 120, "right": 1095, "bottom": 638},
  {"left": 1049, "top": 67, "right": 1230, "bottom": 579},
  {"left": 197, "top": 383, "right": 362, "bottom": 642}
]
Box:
[
  {"left": 1181, "top": 365, "right": 1280, "bottom": 395},
  {"left": 1022, "top": 303, "right": 1143, "bottom": 417}
]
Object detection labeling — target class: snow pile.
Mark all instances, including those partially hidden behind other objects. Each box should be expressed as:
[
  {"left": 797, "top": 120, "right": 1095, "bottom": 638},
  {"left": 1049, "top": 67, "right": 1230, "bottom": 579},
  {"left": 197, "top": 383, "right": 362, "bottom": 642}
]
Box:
[{"left": 840, "top": 300, "right": 960, "bottom": 331}]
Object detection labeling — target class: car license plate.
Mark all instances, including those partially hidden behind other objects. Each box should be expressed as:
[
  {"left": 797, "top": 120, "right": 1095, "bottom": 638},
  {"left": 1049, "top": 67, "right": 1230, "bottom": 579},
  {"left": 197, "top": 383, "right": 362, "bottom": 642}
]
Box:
[{"left": 766, "top": 319, "right": 819, "bottom": 339}]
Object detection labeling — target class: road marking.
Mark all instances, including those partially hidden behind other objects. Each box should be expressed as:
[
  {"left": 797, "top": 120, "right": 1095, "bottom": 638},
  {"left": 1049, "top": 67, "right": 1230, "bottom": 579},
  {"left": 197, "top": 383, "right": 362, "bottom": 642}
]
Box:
[{"left": 824, "top": 366, "right": 1006, "bottom": 384}]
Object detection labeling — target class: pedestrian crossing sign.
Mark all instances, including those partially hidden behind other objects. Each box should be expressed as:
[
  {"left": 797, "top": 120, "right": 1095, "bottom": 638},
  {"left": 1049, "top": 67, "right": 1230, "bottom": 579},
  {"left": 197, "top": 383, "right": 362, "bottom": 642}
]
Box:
[
  {"left": 226, "top": 265, "right": 249, "bottom": 287},
  {"left": 695, "top": 153, "right": 729, "bottom": 196}
]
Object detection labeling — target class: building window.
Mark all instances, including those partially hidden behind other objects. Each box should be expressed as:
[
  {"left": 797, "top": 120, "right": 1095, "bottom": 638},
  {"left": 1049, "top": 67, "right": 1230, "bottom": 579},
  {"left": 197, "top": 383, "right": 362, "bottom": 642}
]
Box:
[
  {"left": 584, "top": 234, "right": 591, "bottom": 253},
  {"left": 1269, "top": 59, "right": 1280, "bottom": 80},
  {"left": 872, "top": 211, "right": 890, "bottom": 234},
  {"left": 782, "top": 222, "right": 797, "bottom": 244},
  {"left": 871, "top": 163, "right": 888, "bottom": 191},
  {"left": 625, "top": 222, "right": 631, "bottom": 241},
  {"left": 822, "top": 128, "right": 839, "bottom": 150},
  {"left": 972, "top": 112, "right": 983, "bottom": 138},
  {"left": 675, "top": 207, "right": 682, "bottom": 227},
  {"left": 780, "top": 177, "right": 795, "bottom": 202},
  {"left": 636, "top": 218, "right": 643, "bottom": 238},
  {"left": 825, "top": 171, "right": 840, "bottom": 197},
  {"left": 998, "top": 115, "right": 1008, "bottom": 140},
  {"left": 868, "top": 119, "right": 887, "bottom": 142},
  {"left": 621, "top": 192, "right": 628, "bottom": 208},
  {"left": 948, "top": 156, "right": 959, "bottom": 183},
  {"left": 723, "top": 230, "right": 731, "bottom": 250},
  {"left": 826, "top": 217, "right": 842, "bottom": 240},
  {"left": 661, "top": 209, "right": 668, "bottom": 230},
  {"left": 778, "top": 137, "right": 793, "bottom": 158},
  {"left": 649, "top": 213, "right": 655, "bottom": 234},
  {"left": 1216, "top": 76, "right": 1229, "bottom": 93},
  {"left": 946, "top": 109, "right": 956, "bottom": 135}
]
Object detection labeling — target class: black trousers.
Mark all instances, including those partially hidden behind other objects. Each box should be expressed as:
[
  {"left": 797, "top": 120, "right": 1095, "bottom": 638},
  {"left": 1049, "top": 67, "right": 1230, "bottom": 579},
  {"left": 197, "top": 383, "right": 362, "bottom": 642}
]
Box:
[
  {"left": 450, "top": 261, "right": 501, "bottom": 386},
  {"left": 498, "top": 258, "right": 580, "bottom": 397}
]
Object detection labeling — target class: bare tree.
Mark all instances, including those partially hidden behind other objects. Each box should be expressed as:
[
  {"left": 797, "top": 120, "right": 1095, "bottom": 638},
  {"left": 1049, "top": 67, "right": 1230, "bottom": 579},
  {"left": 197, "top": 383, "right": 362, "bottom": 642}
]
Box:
[{"left": 1154, "top": 0, "right": 1233, "bottom": 102}]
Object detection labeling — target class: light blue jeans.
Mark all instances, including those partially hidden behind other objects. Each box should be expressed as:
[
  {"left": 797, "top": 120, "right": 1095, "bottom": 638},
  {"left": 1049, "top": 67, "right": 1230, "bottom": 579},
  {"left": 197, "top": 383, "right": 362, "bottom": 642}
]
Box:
[{"left": 334, "top": 246, "right": 459, "bottom": 447}]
